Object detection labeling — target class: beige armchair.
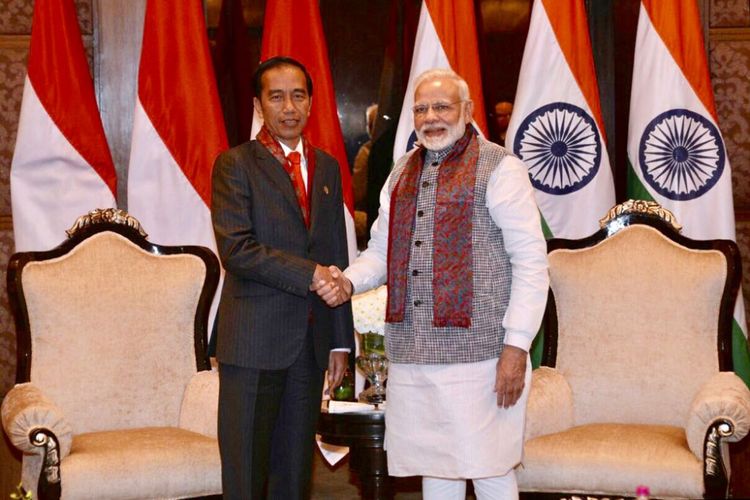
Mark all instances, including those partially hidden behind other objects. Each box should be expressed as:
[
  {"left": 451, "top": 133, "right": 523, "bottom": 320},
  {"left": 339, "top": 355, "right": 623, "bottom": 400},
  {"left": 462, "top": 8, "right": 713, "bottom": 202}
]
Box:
[
  {"left": 518, "top": 200, "right": 750, "bottom": 499},
  {"left": 1, "top": 209, "right": 222, "bottom": 499}
]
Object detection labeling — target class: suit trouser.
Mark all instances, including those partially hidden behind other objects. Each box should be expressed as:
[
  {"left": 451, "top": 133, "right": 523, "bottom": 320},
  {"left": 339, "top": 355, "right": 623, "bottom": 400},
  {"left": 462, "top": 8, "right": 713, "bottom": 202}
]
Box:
[{"left": 218, "top": 334, "right": 324, "bottom": 500}]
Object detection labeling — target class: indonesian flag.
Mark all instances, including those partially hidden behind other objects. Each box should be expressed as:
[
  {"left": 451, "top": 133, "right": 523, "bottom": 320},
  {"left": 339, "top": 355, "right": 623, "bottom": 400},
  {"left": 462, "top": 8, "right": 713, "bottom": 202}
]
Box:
[
  {"left": 626, "top": 0, "right": 749, "bottom": 385},
  {"left": 393, "top": 0, "right": 488, "bottom": 160},
  {"left": 505, "top": 0, "right": 615, "bottom": 239},
  {"left": 251, "top": 0, "right": 356, "bottom": 263},
  {"left": 127, "top": 0, "right": 228, "bottom": 327},
  {"left": 11, "top": 0, "right": 117, "bottom": 252}
]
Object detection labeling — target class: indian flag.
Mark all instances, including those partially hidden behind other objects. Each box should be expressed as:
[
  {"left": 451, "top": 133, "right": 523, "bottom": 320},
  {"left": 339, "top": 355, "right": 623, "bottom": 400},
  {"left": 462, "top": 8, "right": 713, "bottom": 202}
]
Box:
[
  {"left": 627, "top": 0, "right": 749, "bottom": 385},
  {"left": 505, "top": 0, "right": 615, "bottom": 240},
  {"left": 393, "top": 0, "right": 488, "bottom": 159},
  {"left": 11, "top": 0, "right": 117, "bottom": 252}
]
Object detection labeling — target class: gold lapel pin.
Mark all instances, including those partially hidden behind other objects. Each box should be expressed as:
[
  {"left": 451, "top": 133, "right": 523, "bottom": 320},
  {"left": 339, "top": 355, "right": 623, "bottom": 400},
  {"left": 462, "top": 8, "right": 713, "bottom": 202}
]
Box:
[{"left": 323, "top": 185, "right": 330, "bottom": 195}]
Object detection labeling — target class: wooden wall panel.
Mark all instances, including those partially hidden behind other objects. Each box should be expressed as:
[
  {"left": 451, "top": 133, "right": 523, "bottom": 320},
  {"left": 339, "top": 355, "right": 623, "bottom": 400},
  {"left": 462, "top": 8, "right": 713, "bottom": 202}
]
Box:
[
  {"left": 0, "top": 0, "right": 93, "bottom": 35},
  {"left": 710, "top": 36, "right": 750, "bottom": 211},
  {"left": 0, "top": 39, "right": 28, "bottom": 216},
  {"left": 710, "top": 0, "right": 750, "bottom": 27}
]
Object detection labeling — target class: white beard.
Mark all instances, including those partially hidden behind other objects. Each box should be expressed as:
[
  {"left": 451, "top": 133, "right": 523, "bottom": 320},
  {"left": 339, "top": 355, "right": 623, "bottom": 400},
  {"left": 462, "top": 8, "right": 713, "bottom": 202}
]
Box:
[{"left": 416, "top": 116, "right": 467, "bottom": 151}]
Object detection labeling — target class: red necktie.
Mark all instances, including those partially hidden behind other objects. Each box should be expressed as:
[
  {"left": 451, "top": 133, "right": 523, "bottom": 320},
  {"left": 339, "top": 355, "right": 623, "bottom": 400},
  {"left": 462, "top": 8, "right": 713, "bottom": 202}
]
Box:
[{"left": 285, "top": 151, "right": 310, "bottom": 227}]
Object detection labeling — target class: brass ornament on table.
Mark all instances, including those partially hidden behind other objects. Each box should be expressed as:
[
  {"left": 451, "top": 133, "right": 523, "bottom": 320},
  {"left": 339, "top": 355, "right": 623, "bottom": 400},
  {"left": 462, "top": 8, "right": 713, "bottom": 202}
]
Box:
[
  {"left": 66, "top": 208, "right": 148, "bottom": 238},
  {"left": 599, "top": 199, "right": 682, "bottom": 232}
]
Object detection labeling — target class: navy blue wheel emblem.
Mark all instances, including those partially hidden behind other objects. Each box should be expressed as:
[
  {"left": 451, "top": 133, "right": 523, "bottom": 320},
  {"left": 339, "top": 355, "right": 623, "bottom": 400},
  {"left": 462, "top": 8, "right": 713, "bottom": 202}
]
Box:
[
  {"left": 638, "top": 109, "right": 724, "bottom": 201},
  {"left": 407, "top": 130, "right": 418, "bottom": 151},
  {"left": 513, "top": 102, "right": 601, "bottom": 195}
]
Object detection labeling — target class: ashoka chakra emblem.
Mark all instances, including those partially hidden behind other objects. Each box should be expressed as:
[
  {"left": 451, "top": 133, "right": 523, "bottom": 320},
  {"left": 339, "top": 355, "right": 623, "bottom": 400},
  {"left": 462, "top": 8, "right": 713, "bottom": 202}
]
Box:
[
  {"left": 513, "top": 102, "right": 601, "bottom": 195},
  {"left": 638, "top": 109, "right": 725, "bottom": 201}
]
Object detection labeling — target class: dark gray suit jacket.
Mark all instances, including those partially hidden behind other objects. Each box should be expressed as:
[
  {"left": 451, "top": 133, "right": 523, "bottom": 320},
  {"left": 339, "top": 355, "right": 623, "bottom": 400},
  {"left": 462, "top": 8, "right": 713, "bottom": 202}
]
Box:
[{"left": 211, "top": 140, "right": 354, "bottom": 370}]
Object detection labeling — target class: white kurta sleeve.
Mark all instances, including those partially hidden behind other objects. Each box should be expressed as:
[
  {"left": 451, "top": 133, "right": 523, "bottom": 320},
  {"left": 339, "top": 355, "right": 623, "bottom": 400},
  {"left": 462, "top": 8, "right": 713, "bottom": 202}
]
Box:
[
  {"left": 486, "top": 155, "right": 549, "bottom": 352},
  {"left": 343, "top": 170, "right": 394, "bottom": 293}
]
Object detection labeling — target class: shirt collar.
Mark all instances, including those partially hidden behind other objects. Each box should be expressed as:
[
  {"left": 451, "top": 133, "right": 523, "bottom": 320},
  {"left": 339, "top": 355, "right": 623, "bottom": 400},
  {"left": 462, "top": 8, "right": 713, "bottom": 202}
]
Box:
[
  {"left": 424, "top": 143, "right": 455, "bottom": 165},
  {"left": 279, "top": 139, "right": 305, "bottom": 164}
]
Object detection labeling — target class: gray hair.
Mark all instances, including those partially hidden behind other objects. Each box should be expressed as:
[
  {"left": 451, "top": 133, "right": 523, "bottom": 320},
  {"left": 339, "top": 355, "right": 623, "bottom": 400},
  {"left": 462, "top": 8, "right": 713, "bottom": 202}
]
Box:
[{"left": 413, "top": 69, "right": 470, "bottom": 101}]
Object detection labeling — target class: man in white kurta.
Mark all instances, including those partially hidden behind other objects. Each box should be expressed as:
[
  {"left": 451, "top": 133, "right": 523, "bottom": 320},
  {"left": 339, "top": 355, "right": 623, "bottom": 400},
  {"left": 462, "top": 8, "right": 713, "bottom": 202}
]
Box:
[{"left": 318, "top": 69, "right": 548, "bottom": 499}]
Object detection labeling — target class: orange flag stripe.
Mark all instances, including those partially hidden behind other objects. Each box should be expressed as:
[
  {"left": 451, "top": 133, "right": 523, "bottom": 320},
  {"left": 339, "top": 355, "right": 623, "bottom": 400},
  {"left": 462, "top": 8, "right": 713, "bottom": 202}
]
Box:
[
  {"left": 424, "top": 0, "right": 488, "bottom": 137},
  {"left": 642, "top": 0, "right": 718, "bottom": 122},
  {"left": 541, "top": 0, "right": 607, "bottom": 142}
]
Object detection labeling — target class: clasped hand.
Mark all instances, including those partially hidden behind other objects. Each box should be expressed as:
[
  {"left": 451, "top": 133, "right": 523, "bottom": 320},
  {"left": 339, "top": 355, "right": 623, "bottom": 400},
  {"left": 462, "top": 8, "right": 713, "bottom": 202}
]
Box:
[{"left": 310, "top": 264, "right": 352, "bottom": 307}]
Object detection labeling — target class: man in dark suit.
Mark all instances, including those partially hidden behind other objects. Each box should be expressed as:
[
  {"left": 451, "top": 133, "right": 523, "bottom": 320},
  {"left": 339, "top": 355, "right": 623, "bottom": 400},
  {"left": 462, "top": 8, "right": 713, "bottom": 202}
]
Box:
[{"left": 211, "top": 56, "right": 354, "bottom": 499}]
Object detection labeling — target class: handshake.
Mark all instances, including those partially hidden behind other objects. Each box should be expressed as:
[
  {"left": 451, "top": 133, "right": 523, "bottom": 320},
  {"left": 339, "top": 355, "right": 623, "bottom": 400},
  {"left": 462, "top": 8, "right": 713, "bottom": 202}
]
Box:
[{"left": 310, "top": 264, "right": 353, "bottom": 307}]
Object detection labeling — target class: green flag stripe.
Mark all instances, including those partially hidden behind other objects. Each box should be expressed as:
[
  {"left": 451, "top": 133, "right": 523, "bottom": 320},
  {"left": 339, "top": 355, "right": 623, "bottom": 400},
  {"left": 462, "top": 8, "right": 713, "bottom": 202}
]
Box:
[
  {"left": 626, "top": 158, "right": 655, "bottom": 201},
  {"left": 531, "top": 212, "right": 553, "bottom": 368},
  {"left": 733, "top": 319, "right": 750, "bottom": 387}
]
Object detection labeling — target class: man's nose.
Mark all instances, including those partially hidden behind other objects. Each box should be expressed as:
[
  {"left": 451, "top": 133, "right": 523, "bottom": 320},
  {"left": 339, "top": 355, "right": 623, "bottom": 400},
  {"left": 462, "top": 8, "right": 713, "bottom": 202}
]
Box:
[{"left": 282, "top": 95, "right": 295, "bottom": 112}]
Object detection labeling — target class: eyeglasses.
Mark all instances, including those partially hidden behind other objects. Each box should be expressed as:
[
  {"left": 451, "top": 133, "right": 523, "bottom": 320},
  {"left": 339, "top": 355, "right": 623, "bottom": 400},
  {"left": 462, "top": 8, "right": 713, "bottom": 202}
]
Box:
[{"left": 412, "top": 100, "right": 464, "bottom": 117}]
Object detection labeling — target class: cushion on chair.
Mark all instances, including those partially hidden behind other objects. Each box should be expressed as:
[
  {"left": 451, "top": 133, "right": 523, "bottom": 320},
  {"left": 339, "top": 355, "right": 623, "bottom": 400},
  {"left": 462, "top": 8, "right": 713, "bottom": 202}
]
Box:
[
  {"left": 179, "top": 369, "right": 219, "bottom": 438},
  {"left": 21, "top": 232, "right": 206, "bottom": 434},
  {"left": 517, "top": 423, "right": 703, "bottom": 499},
  {"left": 549, "top": 225, "right": 726, "bottom": 428},
  {"left": 2, "top": 382, "right": 73, "bottom": 457},
  {"left": 59, "top": 427, "right": 221, "bottom": 499},
  {"left": 685, "top": 371, "right": 750, "bottom": 459},
  {"left": 524, "top": 367, "right": 573, "bottom": 441}
]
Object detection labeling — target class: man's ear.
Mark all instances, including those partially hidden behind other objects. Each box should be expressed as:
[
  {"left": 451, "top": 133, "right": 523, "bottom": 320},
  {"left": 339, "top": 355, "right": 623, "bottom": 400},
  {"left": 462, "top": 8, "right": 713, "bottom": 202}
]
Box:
[
  {"left": 253, "top": 97, "right": 262, "bottom": 119},
  {"left": 307, "top": 96, "right": 313, "bottom": 117},
  {"left": 464, "top": 100, "right": 474, "bottom": 122}
]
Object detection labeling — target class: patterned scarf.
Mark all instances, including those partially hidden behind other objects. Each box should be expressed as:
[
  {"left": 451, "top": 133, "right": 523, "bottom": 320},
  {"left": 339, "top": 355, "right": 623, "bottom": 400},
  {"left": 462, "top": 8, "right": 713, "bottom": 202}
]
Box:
[
  {"left": 256, "top": 125, "right": 316, "bottom": 227},
  {"left": 386, "top": 126, "right": 478, "bottom": 328}
]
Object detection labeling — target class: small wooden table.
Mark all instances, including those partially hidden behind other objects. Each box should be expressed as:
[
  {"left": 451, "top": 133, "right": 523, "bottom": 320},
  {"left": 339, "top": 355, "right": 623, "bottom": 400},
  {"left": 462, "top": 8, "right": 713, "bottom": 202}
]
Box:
[{"left": 317, "top": 408, "right": 390, "bottom": 499}]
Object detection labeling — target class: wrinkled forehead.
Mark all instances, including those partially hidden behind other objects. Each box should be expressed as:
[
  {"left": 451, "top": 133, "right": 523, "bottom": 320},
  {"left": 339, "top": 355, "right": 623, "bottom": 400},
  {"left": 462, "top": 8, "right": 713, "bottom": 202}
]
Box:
[{"left": 414, "top": 77, "right": 460, "bottom": 103}]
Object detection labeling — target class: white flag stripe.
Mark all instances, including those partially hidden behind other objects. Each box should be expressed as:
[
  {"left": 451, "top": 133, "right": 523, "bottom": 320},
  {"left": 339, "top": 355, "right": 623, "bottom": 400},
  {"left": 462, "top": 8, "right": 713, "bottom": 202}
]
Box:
[
  {"left": 11, "top": 79, "right": 116, "bottom": 252},
  {"left": 128, "top": 99, "right": 221, "bottom": 326},
  {"left": 505, "top": 0, "right": 614, "bottom": 239},
  {"left": 394, "top": 3, "right": 453, "bottom": 159},
  {"left": 127, "top": 100, "right": 217, "bottom": 249}
]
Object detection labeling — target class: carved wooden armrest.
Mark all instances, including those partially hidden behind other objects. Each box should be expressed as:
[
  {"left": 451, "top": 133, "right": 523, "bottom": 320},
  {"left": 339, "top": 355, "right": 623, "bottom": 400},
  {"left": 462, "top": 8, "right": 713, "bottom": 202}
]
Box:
[
  {"left": 524, "top": 367, "right": 574, "bottom": 441},
  {"left": 179, "top": 369, "right": 219, "bottom": 438},
  {"left": 685, "top": 372, "right": 750, "bottom": 497},
  {"left": 686, "top": 372, "right": 750, "bottom": 459},
  {"left": 1, "top": 383, "right": 73, "bottom": 497}
]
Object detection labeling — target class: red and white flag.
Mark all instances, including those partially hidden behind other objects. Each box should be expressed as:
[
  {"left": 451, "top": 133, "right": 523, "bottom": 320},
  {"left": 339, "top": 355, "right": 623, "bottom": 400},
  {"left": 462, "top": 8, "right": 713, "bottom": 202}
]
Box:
[
  {"left": 251, "top": 0, "right": 356, "bottom": 263},
  {"left": 394, "top": 0, "right": 488, "bottom": 158},
  {"left": 127, "top": 0, "right": 228, "bottom": 325},
  {"left": 11, "top": 0, "right": 117, "bottom": 252}
]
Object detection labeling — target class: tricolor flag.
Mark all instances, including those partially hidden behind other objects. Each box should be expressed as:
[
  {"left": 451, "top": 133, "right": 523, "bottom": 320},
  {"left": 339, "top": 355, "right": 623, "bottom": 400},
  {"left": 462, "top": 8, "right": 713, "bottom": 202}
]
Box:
[
  {"left": 11, "top": 0, "right": 117, "bottom": 252},
  {"left": 393, "top": 0, "right": 488, "bottom": 159},
  {"left": 505, "top": 0, "right": 615, "bottom": 239},
  {"left": 251, "top": 0, "right": 356, "bottom": 263},
  {"left": 127, "top": 0, "right": 228, "bottom": 327},
  {"left": 626, "top": 0, "right": 750, "bottom": 385}
]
